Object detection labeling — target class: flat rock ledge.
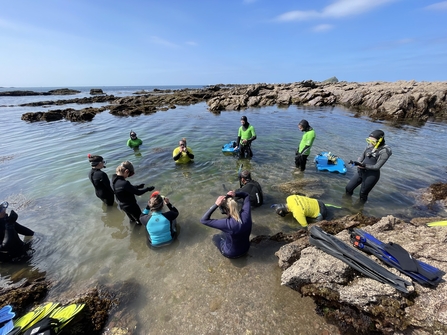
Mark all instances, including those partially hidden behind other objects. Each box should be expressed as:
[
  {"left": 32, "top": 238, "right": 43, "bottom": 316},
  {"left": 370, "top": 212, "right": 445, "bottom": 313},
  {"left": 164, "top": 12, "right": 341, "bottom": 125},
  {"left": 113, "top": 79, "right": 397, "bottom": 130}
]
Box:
[
  {"left": 275, "top": 215, "right": 447, "bottom": 335},
  {"left": 18, "top": 80, "right": 447, "bottom": 123}
]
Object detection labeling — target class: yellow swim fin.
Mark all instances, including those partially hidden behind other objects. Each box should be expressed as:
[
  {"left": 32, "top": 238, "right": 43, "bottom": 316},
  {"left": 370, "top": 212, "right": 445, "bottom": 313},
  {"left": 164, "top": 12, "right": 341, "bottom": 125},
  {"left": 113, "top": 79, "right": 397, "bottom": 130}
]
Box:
[
  {"left": 427, "top": 220, "right": 447, "bottom": 227},
  {"left": 14, "top": 302, "right": 60, "bottom": 332},
  {"left": 49, "top": 303, "right": 85, "bottom": 329}
]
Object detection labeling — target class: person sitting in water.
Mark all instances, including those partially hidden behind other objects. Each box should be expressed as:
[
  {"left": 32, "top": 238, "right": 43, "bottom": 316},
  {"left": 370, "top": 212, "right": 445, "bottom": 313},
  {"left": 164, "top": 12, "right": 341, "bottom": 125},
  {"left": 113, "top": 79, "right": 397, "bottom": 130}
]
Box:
[
  {"left": 112, "top": 161, "right": 154, "bottom": 224},
  {"left": 200, "top": 191, "right": 252, "bottom": 259},
  {"left": 272, "top": 194, "right": 327, "bottom": 229},
  {"left": 172, "top": 138, "right": 194, "bottom": 163},
  {"left": 127, "top": 130, "right": 143, "bottom": 149},
  {"left": 140, "top": 191, "right": 179, "bottom": 247},
  {"left": 235, "top": 170, "right": 263, "bottom": 208},
  {"left": 0, "top": 201, "right": 34, "bottom": 261},
  {"left": 87, "top": 154, "right": 115, "bottom": 206}
]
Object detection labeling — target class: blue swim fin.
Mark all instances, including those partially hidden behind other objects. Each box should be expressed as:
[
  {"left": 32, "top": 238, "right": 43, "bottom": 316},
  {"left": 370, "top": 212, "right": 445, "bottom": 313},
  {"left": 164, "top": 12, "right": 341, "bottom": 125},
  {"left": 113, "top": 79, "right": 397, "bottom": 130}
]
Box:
[{"left": 350, "top": 228, "right": 445, "bottom": 286}]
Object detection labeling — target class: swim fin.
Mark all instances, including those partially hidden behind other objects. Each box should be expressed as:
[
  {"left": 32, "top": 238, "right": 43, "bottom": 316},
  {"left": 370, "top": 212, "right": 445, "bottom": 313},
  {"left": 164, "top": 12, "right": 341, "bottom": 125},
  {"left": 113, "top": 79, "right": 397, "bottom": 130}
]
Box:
[
  {"left": 309, "top": 226, "right": 412, "bottom": 293},
  {"left": 426, "top": 220, "right": 447, "bottom": 227},
  {"left": 13, "top": 302, "right": 60, "bottom": 332},
  {"left": 0, "top": 305, "right": 15, "bottom": 324},
  {"left": 350, "top": 228, "right": 445, "bottom": 286},
  {"left": 0, "top": 320, "right": 14, "bottom": 335},
  {"left": 48, "top": 303, "right": 85, "bottom": 329}
]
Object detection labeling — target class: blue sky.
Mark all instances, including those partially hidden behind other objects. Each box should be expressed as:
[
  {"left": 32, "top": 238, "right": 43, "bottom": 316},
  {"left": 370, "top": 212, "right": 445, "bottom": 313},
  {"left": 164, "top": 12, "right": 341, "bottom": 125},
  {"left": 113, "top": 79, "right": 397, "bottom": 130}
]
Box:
[{"left": 1, "top": 0, "right": 446, "bottom": 87}]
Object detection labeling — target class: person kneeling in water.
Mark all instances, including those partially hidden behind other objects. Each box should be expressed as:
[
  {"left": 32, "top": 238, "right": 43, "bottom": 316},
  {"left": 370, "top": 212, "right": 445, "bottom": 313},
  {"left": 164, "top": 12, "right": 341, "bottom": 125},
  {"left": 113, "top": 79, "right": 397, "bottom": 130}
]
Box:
[
  {"left": 0, "top": 201, "right": 34, "bottom": 261},
  {"left": 200, "top": 191, "right": 252, "bottom": 259},
  {"left": 140, "top": 191, "right": 179, "bottom": 247},
  {"left": 272, "top": 194, "right": 327, "bottom": 229}
]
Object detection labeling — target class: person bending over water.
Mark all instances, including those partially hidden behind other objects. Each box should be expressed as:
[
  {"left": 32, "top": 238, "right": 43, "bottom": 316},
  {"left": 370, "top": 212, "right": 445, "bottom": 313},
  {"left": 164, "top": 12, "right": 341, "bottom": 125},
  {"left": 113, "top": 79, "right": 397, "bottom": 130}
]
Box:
[
  {"left": 272, "top": 194, "right": 327, "bottom": 229},
  {"left": 200, "top": 191, "right": 252, "bottom": 258},
  {"left": 112, "top": 161, "right": 154, "bottom": 224},
  {"left": 87, "top": 154, "right": 115, "bottom": 206},
  {"left": 140, "top": 191, "right": 179, "bottom": 247}
]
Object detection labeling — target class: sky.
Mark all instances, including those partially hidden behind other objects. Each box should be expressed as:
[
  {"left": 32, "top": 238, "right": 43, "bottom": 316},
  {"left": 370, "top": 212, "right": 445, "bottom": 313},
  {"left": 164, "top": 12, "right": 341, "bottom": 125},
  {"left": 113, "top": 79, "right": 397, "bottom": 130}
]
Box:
[{"left": 0, "top": 0, "right": 446, "bottom": 87}]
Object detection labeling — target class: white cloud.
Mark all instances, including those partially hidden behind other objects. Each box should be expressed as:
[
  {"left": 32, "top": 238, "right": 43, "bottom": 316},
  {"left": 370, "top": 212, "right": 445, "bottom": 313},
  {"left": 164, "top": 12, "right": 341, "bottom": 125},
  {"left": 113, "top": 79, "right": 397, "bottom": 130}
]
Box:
[
  {"left": 312, "top": 24, "right": 334, "bottom": 32},
  {"left": 424, "top": 1, "right": 447, "bottom": 10},
  {"left": 150, "top": 36, "right": 179, "bottom": 48},
  {"left": 276, "top": 0, "right": 397, "bottom": 22}
]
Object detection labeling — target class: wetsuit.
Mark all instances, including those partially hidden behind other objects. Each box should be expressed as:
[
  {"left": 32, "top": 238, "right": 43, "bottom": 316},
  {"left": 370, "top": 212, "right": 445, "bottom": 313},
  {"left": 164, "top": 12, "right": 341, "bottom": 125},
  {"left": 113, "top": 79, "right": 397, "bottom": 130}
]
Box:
[
  {"left": 173, "top": 147, "right": 194, "bottom": 164},
  {"left": 88, "top": 169, "right": 115, "bottom": 206},
  {"left": 200, "top": 192, "right": 252, "bottom": 258},
  {"left": 296, "top": 128, "right": 316, "bottom": 171},
  {"left": 0, "top": 211, "right": 34, "bottom": 262},
  {"left": 127, "top": 138, "right": 143, "bottom": 149},
  {"left": 140, "top": 204, "right": 179, "bottom": 247},
  {"left": 345, "top": 144, "right": 392, "bottom": 202},
  {"left": 236, "top": 180, "right": 263, "bottom": 207},
  {"left": 112, "top": 174, "right": 151, "bottom": 222},
  {"left": 286, "top": 195, "right": 327, "bottom": 228},
  {"left": 237, "top": 124, "right": 256, "bottom": 158}
]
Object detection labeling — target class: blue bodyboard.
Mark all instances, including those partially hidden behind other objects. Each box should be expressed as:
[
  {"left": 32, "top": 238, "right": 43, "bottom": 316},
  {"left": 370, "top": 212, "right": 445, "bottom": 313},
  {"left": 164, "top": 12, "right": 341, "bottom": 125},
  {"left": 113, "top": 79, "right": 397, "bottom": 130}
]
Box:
[
  {"left": 222, "top": 141, "right": 240, "bottom": 155},
  {"left": 314, "top": 152, "right": 347, "bottom": 174}
]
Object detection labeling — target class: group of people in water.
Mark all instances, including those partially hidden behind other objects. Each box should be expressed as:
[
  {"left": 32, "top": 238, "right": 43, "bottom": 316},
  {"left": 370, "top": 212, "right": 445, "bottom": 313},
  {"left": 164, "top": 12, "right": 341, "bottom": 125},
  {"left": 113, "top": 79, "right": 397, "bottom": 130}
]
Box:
[{"left": 0, "top": 115, "right": 391, "bottom": 262}]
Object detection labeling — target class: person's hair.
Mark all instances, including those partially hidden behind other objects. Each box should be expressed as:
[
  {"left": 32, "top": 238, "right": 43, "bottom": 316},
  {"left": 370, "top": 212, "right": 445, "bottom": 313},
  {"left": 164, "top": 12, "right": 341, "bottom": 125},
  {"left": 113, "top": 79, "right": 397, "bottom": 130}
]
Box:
[
  {"left": 149, "top": 193, "right": 164, "bottom": 211},
  {"left": 116, "top": 161, "right": 134, "bottom": 176},
  {"left": 87, "top": 154, "right": 103, "bottom": 167},
  {"left": 179, "top": 138, "right": 187, "bottom": 145},
  {"left": 221, "top": 197, "right": 241, "bottom": 223}
]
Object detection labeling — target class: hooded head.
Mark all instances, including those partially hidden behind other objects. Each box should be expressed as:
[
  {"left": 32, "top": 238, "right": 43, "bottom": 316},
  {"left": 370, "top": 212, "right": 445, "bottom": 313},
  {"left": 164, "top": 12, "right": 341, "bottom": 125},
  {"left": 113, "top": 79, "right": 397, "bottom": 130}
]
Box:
[
  {"left": 240, "top": 116, "right": 249, "bottom": 128},
  {"left": 368, "top": 130, "right": 385, "bottom": 146},
  {"left": 271, "top": 203, "right": 288, "bottom": 217},
  {"left": 0, "top": 201, "right": 8, "bottom": 214},
  {"left": 240, "top": 170, "right": 251, "bottom": 182},
  {"left": 298, "top": 119, "right": 310, "bottom": 132},
  {"left": 130, "top": 130, "right": 137, "bottom": 140},
  {"left": 88, "top": 154, "right": 105, "bottom": 167}
]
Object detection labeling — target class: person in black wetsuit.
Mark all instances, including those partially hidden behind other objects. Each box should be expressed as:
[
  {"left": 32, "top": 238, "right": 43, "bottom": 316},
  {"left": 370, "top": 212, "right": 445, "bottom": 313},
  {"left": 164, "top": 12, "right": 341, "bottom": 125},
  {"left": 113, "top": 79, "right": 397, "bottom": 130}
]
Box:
[
  {"left": 87, "top": 154, "right": 115, "bottom": 206},
  {"left": 345, "top": 129, "right": 392, "bottom": 204},
  {"left": 0, "top": 201, "right": 34, "bottom": 261},
  {"left": 112, "top": 161, "right": 154, "bottom": 224},
  {"left": 236, "top": 170, "right": 263, "bottom": 208}
]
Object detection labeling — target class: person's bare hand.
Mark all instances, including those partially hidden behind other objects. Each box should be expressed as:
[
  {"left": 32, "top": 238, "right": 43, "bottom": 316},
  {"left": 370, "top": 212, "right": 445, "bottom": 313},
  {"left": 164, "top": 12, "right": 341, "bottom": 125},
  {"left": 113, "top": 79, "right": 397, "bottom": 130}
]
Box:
[{"left": 215, "top": 195, "right": 226, "bottom": 206}]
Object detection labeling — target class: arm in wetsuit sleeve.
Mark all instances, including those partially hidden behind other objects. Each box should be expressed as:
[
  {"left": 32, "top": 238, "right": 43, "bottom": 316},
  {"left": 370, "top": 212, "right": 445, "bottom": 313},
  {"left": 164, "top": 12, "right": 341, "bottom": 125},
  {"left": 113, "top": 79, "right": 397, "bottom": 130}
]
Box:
[
  {"left": 163, "top": 203, "right": 179, "bottom": 221},
  {"left": 125, "top": 181, "right": 150, "bottom": 196},
  {"left": 364, "top": 146, "right": 392, "bottom": 170}
]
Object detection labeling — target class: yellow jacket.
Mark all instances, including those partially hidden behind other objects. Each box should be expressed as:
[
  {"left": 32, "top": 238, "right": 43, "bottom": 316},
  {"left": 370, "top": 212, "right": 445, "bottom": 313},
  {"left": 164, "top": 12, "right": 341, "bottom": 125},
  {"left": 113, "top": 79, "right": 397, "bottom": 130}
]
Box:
[{"left": 286, "top": 195, "right": 320, "bottom": 227}]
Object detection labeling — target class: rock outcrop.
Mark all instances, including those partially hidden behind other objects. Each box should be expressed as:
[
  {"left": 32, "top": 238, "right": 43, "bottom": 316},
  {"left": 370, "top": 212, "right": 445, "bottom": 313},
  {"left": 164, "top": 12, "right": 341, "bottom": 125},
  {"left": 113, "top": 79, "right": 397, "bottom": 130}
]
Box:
[
  {"left": 18, "top": 81, "right": 447, "bottom": 123},
  {"left": 274, "top": 183, "right": 447, "bottom": 334},
  {"left": 0, "top": 88, "right": 81, "bottom": 96}
]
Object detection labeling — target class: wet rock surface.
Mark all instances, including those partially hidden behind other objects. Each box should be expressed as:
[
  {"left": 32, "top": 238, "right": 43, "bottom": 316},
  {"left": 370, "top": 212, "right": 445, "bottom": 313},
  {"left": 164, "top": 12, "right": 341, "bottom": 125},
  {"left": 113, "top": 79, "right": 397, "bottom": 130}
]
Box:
[
  {"left": 274, "top": 183, "right": 447, "bottom": 334},
  {"left": 0, "top": 88, "right": 81, "bottom": 96},
  {"left": 16, "top": 80, "right": 447, "bottom": 123}
]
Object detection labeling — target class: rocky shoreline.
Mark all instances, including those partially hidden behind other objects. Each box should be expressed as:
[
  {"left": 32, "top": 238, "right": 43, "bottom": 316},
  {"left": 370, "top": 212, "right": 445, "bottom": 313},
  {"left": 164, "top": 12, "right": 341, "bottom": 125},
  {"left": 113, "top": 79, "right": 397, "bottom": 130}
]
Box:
[{"left": 11, "top": 80, "right": 447, "bottom": 123}]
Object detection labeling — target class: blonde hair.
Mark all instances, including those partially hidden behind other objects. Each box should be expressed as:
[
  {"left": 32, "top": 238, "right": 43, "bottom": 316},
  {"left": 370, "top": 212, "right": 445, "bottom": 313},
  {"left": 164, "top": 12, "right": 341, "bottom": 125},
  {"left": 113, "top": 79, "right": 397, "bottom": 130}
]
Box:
[
  {"left": 222, "top": 197, "right": 241, "bottom": 223},
  {"left": 116, "top": 161, "right": 134, "bottom": 175}
]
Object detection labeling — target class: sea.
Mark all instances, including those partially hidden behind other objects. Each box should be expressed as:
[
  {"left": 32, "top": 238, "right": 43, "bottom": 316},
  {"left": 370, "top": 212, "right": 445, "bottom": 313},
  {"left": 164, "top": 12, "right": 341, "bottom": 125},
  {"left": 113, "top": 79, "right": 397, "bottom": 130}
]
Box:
[{"left": 1, "top": 85, "right": 446, "bottom": 334}]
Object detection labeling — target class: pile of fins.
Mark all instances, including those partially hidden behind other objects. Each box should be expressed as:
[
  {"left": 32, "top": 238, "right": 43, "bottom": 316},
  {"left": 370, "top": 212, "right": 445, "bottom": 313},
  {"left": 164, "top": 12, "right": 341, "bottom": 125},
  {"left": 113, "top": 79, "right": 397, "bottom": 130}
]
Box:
[
  {"left": 350, "top": 228, "right": 445, "bottom": 286},
  {"left": 0, "top": 302, "right": 85, "bottom": 335},
  {"left": 309, "top": 226, "right": 412, "bottom": 293}
]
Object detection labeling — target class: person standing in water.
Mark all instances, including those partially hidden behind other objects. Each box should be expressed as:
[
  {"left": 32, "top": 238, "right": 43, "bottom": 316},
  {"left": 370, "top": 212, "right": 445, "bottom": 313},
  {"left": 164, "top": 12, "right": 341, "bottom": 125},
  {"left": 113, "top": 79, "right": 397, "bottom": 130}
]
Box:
[
  {"left": 127, "top": 130, "right": 143, "bottom": 149},
  {"left": 345, "top": 129, "right": 392, "bottom": 204},
  {"left": 173, "top": 138, "right": 194, "bottom": 163},
  {"left": 295, "top": 119, "right": 316, "bottom": 172},
  {"left": 235, "top": 116, "right": 256, "bottom": 159},
  {"left": 112, "top": 161, "right": 154, "bottom": 224},
  {"left": 87, "top": 154, "right": 115, "bottom": 206}
]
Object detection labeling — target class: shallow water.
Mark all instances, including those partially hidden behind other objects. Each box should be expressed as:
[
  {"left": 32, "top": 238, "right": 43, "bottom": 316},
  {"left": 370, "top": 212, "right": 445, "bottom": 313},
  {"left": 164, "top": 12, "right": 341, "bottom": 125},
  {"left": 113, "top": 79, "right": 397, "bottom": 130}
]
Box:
[{"left": 1, "top": 87, "right": 446, "bottom": 334}]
